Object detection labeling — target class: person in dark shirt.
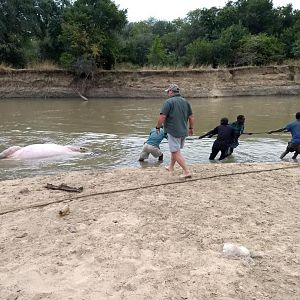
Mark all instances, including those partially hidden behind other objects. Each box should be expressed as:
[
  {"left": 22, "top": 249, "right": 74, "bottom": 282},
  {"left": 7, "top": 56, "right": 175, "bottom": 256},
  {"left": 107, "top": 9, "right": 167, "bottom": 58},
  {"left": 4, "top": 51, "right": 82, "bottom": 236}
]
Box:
[{"left": 199, "top": 117, "right": 234, "bottom": 160}]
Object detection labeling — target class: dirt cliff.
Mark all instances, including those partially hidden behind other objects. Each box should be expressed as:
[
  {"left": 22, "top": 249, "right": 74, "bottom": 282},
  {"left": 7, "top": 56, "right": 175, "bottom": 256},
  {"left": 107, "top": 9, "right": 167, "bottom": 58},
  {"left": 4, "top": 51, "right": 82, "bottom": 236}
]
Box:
[{"left": 1, "top": 65, "right": 300, "bottom": 99}]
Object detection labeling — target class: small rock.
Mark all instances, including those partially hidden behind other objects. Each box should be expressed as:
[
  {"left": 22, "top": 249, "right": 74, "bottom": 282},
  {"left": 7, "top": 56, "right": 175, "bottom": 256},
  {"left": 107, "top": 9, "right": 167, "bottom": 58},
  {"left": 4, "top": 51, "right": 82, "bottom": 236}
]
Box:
[
  {"left": 19, "top": 188, "right": 30, "bottom": 194},
  {"left": 67, "top": 225, "right": 77, "bottom": 233},
  {"left": 16, "top": 232, "right": 28, "bottom": 239},
  {"left": 223, "top": 242, "right": 250, "bottom": 257},
  {"left": 59, "top": 204, "right": 70, "bottom": 216}
]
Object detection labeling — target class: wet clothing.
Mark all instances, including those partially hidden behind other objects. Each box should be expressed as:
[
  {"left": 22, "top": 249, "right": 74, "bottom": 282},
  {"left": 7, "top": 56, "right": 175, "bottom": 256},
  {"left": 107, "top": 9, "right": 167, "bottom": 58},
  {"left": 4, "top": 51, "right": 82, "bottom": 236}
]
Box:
[
  {"left": 229, "top": 121, "right": 244, "bottom": 149},
  {"left": 146, "top": 128, "right": 165, "bottom": 148},
  {"left": 139, "top": 128, "right": 165, "bottom": 160},
  {"left": 206, "top": 125, "right": 234, "bottom": 160},
  {"left": 160, "top": 94, "right": 193, "bottom": 138},
  {"left": 280, "top": 142, "right": 300, "bottom": 159},
  {"left": 279, "top": 119, "right": 300, "bottom": 159},
  {"left": 286, "top": 119, "right": 300, "bottom": 144}
]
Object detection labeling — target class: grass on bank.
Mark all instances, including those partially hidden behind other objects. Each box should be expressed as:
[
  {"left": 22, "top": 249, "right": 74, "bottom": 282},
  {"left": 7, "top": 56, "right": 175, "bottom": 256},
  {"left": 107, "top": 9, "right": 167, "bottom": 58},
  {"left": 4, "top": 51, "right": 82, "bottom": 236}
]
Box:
[{"left": 1, "top": 59, "right": 300, "bottom": 72}]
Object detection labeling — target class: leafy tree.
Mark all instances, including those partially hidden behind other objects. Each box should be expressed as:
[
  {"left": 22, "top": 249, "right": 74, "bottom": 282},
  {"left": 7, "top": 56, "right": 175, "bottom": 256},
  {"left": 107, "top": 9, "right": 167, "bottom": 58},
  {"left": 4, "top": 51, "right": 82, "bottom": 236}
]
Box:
[
  {"left": 215, "top": 2, "right": 239, "bottom": 30},
  {"left": 279, "top": 18, "right": 300, "bottom": 58},
  {"left": 160, "top": 19, "right": 186, "bottom": 61},
  {"left": 118, "top": 22, "right": 154, "bottom": 66},
  {"left": 151, "top": 20, "right": 178, "bottom": 37},
  {"left": 59, "top": 0, "right": 127, "bottom": 69},
  {"left": 292, "top": 38, "right": 300, "bottom": 58},
  {"left": 37, "top": 0, "right": 71, "bottom": 62},
  {"left": 183, "top": 8, "right": 220, "bottom": 42},
  {"left": 147, "top": 35, "right": 166, "bottom": 66},
  {"left": 0, "top": 0, "right": 40, "bottom": 67},
  {"left": 272, "top": 4, "right": 296, "bottom": 35},
  {"left": 215, "top": 24, "right": 249, "bottom": 66},
  {"left": 236, "top": 33, "right": 284, "bottom": 65},
  {"left": 186, "top": 39, "right": 213, "bottom": 66},
  {"left": 234, "top": 0, "right": 276, "bottom": 34}
]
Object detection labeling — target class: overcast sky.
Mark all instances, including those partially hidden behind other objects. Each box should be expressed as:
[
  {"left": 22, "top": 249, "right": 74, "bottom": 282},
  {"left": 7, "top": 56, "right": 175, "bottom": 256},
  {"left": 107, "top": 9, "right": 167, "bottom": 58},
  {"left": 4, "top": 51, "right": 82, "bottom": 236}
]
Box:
[{"left": 113, "top": 0, "right": 300, "bottom": 22}]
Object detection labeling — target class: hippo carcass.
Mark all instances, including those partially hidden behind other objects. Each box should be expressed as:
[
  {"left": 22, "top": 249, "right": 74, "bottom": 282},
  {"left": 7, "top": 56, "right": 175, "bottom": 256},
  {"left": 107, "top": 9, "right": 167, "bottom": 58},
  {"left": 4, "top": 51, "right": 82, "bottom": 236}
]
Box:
[{"left": 0, "top": 144, "right": 87, "bottom": 160}]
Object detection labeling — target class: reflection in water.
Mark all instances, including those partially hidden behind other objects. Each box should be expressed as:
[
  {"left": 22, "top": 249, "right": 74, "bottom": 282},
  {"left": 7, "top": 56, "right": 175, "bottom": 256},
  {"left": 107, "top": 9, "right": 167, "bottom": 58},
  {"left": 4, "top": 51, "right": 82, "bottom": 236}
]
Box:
[{"left": 0, "top": 96, "right": 299, "bottom": 180}]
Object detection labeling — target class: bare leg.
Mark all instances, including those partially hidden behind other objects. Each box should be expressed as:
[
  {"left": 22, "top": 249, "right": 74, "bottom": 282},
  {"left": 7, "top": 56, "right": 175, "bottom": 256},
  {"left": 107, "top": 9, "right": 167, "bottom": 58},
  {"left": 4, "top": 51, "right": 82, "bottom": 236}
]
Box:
[
  {"left": 166, "top": 154, "right": 176, "bottom": 172},
  {"left": 171, "top": 150, "right": 190, "bottom": 176}
]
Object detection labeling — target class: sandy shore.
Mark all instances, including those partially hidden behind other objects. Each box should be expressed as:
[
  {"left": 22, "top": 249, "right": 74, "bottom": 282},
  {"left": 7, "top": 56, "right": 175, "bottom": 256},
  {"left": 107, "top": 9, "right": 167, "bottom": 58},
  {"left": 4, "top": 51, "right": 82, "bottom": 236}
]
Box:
[{"left": 0, "top": 162, "right": 299, "bottom": 300}]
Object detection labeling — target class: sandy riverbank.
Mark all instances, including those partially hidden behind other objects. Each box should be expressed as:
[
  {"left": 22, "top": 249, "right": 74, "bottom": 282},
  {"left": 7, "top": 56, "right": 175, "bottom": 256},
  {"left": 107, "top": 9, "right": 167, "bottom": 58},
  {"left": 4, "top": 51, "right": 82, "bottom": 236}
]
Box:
[{"left": 0, "top": 162, "right": 299, "bottom": 299}]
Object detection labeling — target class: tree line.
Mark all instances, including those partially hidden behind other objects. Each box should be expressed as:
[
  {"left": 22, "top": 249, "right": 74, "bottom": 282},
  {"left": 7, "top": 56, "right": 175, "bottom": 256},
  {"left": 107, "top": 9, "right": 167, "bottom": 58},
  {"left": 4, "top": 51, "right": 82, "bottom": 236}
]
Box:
[{"left": 1, "top": 0, "right": 300, "bottom": 70}]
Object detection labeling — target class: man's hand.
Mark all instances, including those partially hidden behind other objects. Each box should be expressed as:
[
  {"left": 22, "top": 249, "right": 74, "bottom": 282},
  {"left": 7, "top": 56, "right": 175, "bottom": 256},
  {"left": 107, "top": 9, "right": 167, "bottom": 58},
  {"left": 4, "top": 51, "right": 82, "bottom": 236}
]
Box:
[
  {"left": 188, "top": 128, "right": 193, "bottom": 136},
  {"left": 156, "top": 127, "right": 160, "bottom": 134}
]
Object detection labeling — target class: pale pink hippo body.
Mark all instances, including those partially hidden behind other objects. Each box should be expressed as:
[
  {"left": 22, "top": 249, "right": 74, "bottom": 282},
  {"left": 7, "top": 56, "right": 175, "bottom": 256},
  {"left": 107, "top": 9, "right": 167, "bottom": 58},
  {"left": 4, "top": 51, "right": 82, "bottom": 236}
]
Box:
[{"left": 0, "top": 144, "right": 86, "bottom": 160}]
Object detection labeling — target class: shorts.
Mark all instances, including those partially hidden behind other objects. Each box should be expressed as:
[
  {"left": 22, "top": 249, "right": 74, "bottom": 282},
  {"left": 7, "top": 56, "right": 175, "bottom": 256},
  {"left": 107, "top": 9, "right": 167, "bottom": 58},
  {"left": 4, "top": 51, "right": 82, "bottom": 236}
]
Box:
[
  {"left": 167, "top": 133, "right": 186, "bottom": 153},
  {"left": 139, "top": 144, "right": 162, "bottom": 160}
]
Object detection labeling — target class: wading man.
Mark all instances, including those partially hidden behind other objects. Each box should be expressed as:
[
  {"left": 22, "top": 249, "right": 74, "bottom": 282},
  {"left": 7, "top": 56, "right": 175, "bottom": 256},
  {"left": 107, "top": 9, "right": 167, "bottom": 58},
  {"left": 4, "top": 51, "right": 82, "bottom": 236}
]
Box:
[
  {"left": 199, "top": 117, "right": 234, "bottom": 161},
  {"left": 268, "top": 112, "right": 300, "bottom": 159},
  {"left": 155, "top": 84, "right": 194, "bottom": 178}
]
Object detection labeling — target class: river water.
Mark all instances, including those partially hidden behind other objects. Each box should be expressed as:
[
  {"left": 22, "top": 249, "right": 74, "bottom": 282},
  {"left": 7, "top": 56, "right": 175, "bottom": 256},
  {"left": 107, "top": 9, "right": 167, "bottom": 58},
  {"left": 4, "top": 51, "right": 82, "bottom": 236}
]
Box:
[{"left": 0, "top": 96, "right": 299, "bottom": 181}]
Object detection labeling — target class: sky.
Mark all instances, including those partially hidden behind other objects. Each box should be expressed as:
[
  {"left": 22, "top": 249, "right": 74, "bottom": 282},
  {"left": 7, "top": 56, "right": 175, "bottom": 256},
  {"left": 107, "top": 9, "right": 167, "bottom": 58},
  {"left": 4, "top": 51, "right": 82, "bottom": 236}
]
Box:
[{"left": 113, "top": 0, "right": 300, "bottom": 22}]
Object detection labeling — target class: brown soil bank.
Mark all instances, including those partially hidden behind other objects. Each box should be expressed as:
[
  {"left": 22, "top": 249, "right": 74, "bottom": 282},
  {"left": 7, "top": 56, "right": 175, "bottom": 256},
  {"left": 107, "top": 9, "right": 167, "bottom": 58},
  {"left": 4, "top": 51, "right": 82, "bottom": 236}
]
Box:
[
  {"left": 0, "top": 162, "right": 299, "bottom": 299},
  {"left": 1, "top": 65, "right": 300, "bottom": 99}
]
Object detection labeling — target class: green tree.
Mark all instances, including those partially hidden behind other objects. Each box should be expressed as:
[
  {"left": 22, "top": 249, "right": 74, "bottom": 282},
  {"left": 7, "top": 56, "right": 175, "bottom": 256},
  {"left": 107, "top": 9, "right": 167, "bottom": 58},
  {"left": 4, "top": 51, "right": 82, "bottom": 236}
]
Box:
[
  {"left": 119, "top": 21, "right": 154, "bottom": 66},
  {"left": 183, "top": 7, "right": 220, "bottom": 42},
  {"left": 215, "top": 24, "right": 249, "bottom": 66},
  {"left": 37, "top": 0, "right": 71, "bottom": 62},
  {"left": 0, "top": 0, "right": 40, "bottom": 67},
  {"left": 215, "top": 2, "right": 239, "bottom": 30},
  {"left": 234, "top": 0, "right": 276, "bottom": 34},
  {"left": 59, "top": 0, "right": 127, "bottom": 69},
  {"left": 292, "top": 38, "right": 300, "bottom": 58},
  {"left": 147, "top": 35, "right": 166, "bottom": 66},
  {"left": 160, "top": 19, "right": 186, "bottom": 64},
  {"left": 186, "top": 39, "right": 213, "bottom": 66},
  {"left": 236, "top": 33, "right": 284, "bottom": 65}
]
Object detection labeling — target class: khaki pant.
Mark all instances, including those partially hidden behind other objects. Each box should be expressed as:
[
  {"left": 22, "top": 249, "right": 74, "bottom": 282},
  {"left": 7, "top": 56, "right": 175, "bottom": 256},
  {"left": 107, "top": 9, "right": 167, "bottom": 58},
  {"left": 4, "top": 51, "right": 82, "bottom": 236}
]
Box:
[{"left": 139, "top": 144, "right": 162, "bottom": 160}]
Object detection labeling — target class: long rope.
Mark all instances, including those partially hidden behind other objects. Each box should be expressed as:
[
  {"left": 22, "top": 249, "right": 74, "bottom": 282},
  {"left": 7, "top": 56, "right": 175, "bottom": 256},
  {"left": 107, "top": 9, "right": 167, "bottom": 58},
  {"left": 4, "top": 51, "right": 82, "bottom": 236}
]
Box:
[
  {"left": 102, "top": 132, "right": 280, "bottom": 152},
  {"left": 0, "top": 164, "right": 298, "bottom": 217},
  {"left": 99, "top": 136, "right": 200, "bottom": 152}
]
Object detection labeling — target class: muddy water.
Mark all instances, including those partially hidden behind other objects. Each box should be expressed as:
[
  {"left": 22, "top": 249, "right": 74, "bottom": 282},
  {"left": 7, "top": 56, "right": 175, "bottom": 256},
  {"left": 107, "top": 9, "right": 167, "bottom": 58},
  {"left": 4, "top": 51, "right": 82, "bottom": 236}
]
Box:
[{"left": 0, "top": 96, "right": 299, "bottom": 180}]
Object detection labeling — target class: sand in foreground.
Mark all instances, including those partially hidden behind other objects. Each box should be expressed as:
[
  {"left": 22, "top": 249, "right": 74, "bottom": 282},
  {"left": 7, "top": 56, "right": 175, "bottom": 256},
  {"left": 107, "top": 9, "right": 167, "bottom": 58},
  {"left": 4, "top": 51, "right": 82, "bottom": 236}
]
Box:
[{"left": 0, "top": 162, "right": 299, "bottom": 300}]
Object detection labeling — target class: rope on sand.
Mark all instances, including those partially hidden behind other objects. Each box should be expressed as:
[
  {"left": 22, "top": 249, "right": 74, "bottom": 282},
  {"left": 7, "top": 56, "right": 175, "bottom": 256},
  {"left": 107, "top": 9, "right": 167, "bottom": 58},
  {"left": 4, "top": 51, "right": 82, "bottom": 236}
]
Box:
[{"left": 0, "top": 164, "right": 298, "bottom": 216}]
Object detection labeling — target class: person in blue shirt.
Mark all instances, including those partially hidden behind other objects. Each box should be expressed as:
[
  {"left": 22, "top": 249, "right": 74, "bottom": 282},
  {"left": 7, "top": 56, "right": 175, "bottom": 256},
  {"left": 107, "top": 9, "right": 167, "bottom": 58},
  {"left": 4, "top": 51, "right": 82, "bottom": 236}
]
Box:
[
  {"left": 139, "top": 127, "right": 166, "bottom": 161},
  {"left": 268, "top": 112, "right": 300, "bottom": 159}
]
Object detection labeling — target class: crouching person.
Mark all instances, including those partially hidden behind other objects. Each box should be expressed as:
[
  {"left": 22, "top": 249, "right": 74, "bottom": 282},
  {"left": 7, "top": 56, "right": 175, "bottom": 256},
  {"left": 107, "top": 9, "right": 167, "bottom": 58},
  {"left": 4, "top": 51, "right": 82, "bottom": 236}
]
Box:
[{"left": 139, "top": 127, "right": 166, "bottom": 162}]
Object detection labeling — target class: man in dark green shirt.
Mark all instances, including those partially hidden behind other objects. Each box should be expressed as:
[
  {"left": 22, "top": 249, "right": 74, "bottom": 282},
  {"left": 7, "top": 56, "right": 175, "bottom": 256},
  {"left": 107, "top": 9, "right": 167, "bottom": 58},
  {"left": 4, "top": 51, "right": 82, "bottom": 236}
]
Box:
[{"left": 155, "top": 84, "right": 194, "bottom": 178}]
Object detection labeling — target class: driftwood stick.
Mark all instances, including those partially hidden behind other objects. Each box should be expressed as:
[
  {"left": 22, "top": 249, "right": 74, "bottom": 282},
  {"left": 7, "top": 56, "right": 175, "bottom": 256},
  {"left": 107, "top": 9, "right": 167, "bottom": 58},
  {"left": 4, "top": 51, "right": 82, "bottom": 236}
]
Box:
[
  {"left": 46, "top": 183, "right": 83, "bottom": 193},
  {"left": 74, "top": 88, "right": 88, "bottom": 101}
]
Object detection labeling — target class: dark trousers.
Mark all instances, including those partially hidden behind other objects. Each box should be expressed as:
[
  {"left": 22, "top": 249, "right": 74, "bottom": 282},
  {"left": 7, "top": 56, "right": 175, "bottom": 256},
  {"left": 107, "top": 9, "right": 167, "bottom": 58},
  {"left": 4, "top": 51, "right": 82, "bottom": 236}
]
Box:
[
  {"left": 209, "top": 141, "right": 229, "bottom": 160},
  {"left": 281, "top": 142, "right": 300, "bottom": 159}
]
